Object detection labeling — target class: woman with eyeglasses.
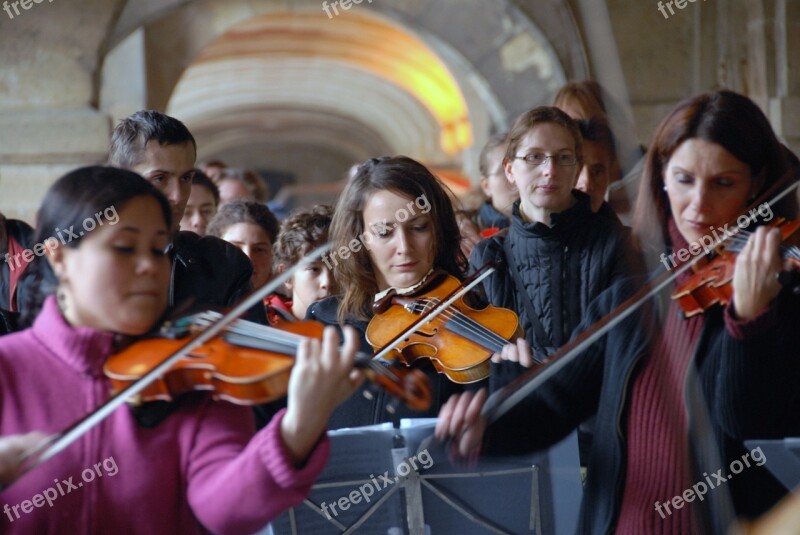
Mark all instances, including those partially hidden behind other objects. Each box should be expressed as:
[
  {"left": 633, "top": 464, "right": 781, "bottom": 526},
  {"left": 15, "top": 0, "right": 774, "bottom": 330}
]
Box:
[
  {"left": 468, "top": 106, "right": 639, "bottom": 468},
  {"left": 471, "top": 106, "right": 638, "bottom": 374}
]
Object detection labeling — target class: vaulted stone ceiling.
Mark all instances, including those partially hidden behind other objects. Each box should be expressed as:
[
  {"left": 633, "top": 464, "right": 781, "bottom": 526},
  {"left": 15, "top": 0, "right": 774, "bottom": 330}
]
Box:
[{"left": 106, "top": 0, "right": 571, "bottom": 186}]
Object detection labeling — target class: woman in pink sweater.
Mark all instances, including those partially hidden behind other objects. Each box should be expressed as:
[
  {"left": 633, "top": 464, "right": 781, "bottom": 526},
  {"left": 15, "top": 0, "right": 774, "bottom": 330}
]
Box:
[{"left": 0, "top": 166, "right": 362, "bottom": 534}]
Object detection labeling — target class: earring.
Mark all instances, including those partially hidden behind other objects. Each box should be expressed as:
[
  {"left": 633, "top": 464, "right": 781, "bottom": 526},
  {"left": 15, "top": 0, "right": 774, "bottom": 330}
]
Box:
[
  {"left": 56, "top": 286, "right": 67, "bottom": 314},
  {"left": 663, "top": 185, "right": 668, "bottom": 192}
]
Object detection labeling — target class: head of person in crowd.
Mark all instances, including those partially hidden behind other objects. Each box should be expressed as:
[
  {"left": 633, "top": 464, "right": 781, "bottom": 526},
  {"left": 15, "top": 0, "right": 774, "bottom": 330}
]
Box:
[
  {"left": 479, "top": 131, "right": 518, "bottom": 218},
  {"left": 21, "top": 166, "right": 172, "bottom": 332},
  {"left": 503, "top": 106, "right": 584, "bottom": 226},
  {"left": 330, "top": 156, "right": 465, "bottom": 322},
  {"left": 272, "top": 205, "right": 336, "bottom": 320},
  {"left": 207, "top": 201, "right": 279, "bottom": 290},
  {"left": 576, "top": 117, "right": 618, "bottom": 213},
  {"left": 201, "top": 160, "right": 227, "bottom": 183},
  {"left": 108, "top": 110, "right": 196, "bottom": 235},
  {"left": 553, "top": 80, "right": 607, "bottom": 121},
  {"left": 216, "top": 168, "right": 269, "bottom": 206},
  {"left": 634, "top": 89, "right": 797, "bottom": 251},
  {"left": 179, "top": 170, "right": 219, "bottom": 236}
]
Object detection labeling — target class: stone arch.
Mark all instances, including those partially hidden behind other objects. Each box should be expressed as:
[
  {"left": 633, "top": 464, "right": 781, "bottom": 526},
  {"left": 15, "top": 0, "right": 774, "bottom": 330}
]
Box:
[{"left": 101, "top": 0, "right": 580, "bottom": 183}]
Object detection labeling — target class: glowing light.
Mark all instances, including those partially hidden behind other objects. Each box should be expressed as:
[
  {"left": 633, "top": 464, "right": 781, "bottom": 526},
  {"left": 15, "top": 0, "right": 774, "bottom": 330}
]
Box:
[{"left": 194, "top": 11, "right": 473, "bottom": 155}]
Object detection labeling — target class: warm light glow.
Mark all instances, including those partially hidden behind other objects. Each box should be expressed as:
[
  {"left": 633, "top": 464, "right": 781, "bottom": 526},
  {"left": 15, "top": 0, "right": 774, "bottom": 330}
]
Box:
[{"left": 193, "top": 11, "right": 473, "bottom": 155}]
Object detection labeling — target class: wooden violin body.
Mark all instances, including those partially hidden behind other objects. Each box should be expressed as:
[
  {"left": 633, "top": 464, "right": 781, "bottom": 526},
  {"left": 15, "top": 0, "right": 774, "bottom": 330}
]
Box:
[
  {"left": 366, "top": 270, "right": 522, "bottom": 384},
  {"left": 105, "top": 315, "right": 432, "bottom": 411},
  {"left": 104, "top": 321, "right": 315, "bottom": 406},
  {"left": 672, "top": 218, "right": 800, "bottom": 317}
]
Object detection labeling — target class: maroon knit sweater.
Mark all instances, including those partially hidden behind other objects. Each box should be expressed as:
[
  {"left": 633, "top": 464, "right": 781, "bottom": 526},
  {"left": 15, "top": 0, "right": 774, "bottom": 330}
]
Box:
[{"left": 615, "top": 221, "right": 704, "bottom": 534}]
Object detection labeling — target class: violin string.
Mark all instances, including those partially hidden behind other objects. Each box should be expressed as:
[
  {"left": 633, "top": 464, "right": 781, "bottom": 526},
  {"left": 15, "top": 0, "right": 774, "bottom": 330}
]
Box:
[
  {"left": 408, "top": 298, "right": 508, "bottom": 352},
  {"left": 413, "top": 299, "right": 506, "bottom": 350},
  {"left": 721, "top": 228, "right": 800, "bottom": 259},
  {"left": 429, "top": 300, "right": 509, "bottom": 350},
  {"left": 194, "top": 311, "right": 308, "bottom": 350},
  {"left": 195, "top": 312, "right": 409, "bottom": 386}
]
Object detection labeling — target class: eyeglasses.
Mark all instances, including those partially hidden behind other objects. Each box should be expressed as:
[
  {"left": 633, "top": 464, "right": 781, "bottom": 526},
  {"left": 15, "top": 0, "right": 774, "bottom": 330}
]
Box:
[{"left": 513, "top": 153, "right": 578, "bottom": 167}]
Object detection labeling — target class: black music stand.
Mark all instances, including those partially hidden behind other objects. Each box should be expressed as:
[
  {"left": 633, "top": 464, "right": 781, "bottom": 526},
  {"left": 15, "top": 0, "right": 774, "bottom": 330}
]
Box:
[
  {"left": 744, "top": 438, "right": 800, "bottom": 489},
  {"left": 267, "top": 420, "right": 582, "bottom": 535}
]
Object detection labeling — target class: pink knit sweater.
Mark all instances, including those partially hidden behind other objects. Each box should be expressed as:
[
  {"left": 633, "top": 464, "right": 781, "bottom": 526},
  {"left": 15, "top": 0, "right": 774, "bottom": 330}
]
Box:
[{"left": 0, "top": 297, "right": 330, "bottom": 534}]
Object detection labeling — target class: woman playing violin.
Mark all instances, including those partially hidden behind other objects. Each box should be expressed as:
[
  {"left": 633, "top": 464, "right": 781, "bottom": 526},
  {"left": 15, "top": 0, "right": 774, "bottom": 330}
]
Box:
[
  {"left": 437, "top": 90, "right": 800, "bottom": 534},
  {"left": 307, "top": 156, "right": 470, "bottom": 428},
  {"left": 0, "top": 166, "right": 363, "bottom": 534}
]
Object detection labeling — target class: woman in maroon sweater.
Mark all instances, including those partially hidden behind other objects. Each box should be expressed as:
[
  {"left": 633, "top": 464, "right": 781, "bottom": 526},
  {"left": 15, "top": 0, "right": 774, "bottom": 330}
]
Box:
[{"left": 436, "top": 90, "right": 800, "bottom": 534}]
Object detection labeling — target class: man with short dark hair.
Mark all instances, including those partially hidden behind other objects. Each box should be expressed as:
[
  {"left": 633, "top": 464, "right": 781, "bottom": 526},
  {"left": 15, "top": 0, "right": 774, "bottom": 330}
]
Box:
[{"left": 109, "top": 110, "right": 264, "bottom": 321}]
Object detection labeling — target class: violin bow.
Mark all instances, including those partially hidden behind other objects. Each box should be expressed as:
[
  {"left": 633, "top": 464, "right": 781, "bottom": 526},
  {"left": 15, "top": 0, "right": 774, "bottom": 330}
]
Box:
[
  {"left": 5, "top": 243, "right": 332, "bottom": 488},
  {"left": 483, "top": 169, "right": 800, "bottom": 423},
  {"left": 371, "top": 261, "right": 498, "bottom": 362}
]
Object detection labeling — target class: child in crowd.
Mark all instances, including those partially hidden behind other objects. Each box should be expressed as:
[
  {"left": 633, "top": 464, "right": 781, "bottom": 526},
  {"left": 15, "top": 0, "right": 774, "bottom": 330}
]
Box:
[{"left": 269, "top": 205, "right": 335, "bottom": 324}]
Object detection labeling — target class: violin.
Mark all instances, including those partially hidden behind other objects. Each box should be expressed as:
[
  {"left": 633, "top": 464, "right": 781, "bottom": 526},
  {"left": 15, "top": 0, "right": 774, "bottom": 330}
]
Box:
[
  {"left": 366, "top": 268, "right": 522, "bottom": 384},
  {"left": 104, "top": 311, "right": 433, "bottom": 412},
  {"left": 672, "top": 218, "right": 800, "bottom": 317}
]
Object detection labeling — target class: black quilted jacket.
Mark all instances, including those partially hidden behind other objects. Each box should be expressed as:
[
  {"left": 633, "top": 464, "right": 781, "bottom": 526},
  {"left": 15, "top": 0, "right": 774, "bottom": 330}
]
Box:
[{"left": 469, "top": 191, "right": 639, "bottom": 388}]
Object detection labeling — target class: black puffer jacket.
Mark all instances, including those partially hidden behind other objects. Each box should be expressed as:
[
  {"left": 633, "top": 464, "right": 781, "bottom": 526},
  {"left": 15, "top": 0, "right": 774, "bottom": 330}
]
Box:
[
  {"left": 306, "top": 295, "right": 464, "bottom": 429},
  {"left": 470, "top": 191, "right": 638, "bottom": 386}
]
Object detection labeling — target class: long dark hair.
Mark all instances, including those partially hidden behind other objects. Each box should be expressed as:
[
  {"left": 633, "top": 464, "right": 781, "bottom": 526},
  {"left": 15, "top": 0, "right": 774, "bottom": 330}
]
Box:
[
  {"left": 331, "top": 156, "right": 466, "bottom": 322},
  {"left": 634, "top": 90, "right": 797, "bottom": 249},
  {"left": 19, "top": 166, "right": 172, "bottom": 326}
]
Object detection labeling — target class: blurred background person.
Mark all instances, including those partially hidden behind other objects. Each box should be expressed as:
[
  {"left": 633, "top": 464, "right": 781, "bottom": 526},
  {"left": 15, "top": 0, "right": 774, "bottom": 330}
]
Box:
[
  {"left": 477, "top": 131, "right": 518, "bottom": 233},
  {"left": 554, "top": 80, "right": 645, "bottom": 224},
  {"left": 575, "top": 117, "right": 619, "bottom": 220},
  {"left": 216, "top": 168, "right": 270, "bottom": 206},
  {"left": 200, "top": 159, "right": 227, "bottom": 183},
  {"left": 0, "top": 212, "right": 33, "bottom": 314},
  {"left": 208, "top": 200, "right": 279, "bottom": 291},
  {"left": 179, "top": 169, "right": 219, "bottom": 236}
]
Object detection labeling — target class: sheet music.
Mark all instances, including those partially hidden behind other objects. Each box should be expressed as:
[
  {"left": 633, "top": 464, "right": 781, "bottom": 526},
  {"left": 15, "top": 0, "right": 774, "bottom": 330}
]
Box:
[{"left": 271, "top": 424, "right": 405, "bottom": 535}]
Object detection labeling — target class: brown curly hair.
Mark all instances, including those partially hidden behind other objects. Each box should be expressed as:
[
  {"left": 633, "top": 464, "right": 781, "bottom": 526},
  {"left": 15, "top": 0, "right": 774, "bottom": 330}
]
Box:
[{"left": 273, "top": 205, "right": 333, "bottom": 269}]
